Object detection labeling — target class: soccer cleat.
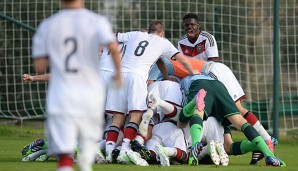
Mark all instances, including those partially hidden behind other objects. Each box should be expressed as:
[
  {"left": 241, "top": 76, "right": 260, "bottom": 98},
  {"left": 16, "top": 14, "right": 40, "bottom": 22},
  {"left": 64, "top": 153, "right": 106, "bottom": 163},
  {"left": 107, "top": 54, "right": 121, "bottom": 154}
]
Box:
[
  {"left": 21, "top": 138, "right": 47, "bottom": 158},
  {"left": 149, "top": 93, "right": 160, "bottom": 111},
  {"left": 195, "top": 89, "right": 207, "bottom": 112},
  {"left": 215, "top": 141, "right": 229, "bottom": 166},
  {"left": 111, "top": 148, "right": 120, "bottom": 163},
  {"left": 21, "top": 149, "right": 47, "bottom": 162},
  {"left": 265, "top": 156, "right": 286, "bottom": 167},
  {"left": 208, "top": 140, "right": 220, "bottom": 166},
  {"left": 188, "top": 142, "right": 203, "bottom": 165},
  {"left": 35, "top": 154, "right": 49, "bottom": 162},
  {"left": 117, "top": 150, "right": 132, "bottom": 164},
  {"left": 95, "top": 148, "right": 107, "bottom": 164},
  {"left": 249, "top": 151, "right": 264, "bottom": 165},
  {"left": 154, "top": 145, "right": 170, "bottom": 166},
  {"left": 130, "top": 140, "right": 151, "bottom": 161},
  {"left": 265, "top": 140, "right": 275, "bottom": 154},
  {"left": 271, "top": 136, "right": 278, "bottom": 148},
  {"left": 126, "top": 149, "right": 149, "bottom": 166},
  {"left": 105, "top": 150, "right": 113, "bottom": 163}
]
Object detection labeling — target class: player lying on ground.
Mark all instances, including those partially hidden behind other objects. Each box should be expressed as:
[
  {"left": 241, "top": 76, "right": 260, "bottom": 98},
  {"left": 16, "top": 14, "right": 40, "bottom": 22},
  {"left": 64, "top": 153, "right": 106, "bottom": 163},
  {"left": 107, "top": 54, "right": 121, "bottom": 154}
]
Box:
[
  {"left": 151, "top": 56, "right": 276, "bottom": 163},
  {"left": 178, "top": 74, "right": 286, "bottom": 167}
]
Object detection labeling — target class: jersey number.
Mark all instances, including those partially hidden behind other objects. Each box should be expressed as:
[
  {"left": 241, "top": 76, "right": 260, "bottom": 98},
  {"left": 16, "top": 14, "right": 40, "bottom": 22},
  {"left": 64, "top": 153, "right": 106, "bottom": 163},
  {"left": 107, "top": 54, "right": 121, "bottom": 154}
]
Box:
[
  {"left": 134, "top": 40, "right": 149, "bottom": 56},
  {"left": 65, "top": 38, "right": 78, "bottom": 73}
]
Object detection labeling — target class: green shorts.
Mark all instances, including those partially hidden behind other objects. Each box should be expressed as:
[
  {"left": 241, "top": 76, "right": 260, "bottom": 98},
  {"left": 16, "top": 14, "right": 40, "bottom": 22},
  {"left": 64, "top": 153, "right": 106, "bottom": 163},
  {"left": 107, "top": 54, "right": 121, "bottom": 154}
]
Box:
[{"left": 186, "top": 79, "right": 240, "bottom": 126}]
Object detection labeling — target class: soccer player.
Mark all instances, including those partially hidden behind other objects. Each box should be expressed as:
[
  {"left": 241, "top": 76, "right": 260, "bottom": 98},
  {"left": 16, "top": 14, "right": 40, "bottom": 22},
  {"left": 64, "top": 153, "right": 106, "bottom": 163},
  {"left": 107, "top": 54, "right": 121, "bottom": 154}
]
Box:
[
  {"left": 153, "top": 57, "right": 276, "bottom": 157},
  {"left": 178, "top": 13, "right": 219, "bottom": 61},
  {"left": 104, "top": 20, "right": 199, "bottom": 164},
  {"left": 178, "top": 13, "right": 275, "bottom": 163},
  {"left": 31, "top": 1, "right": 122, "bottom": 171},
  {"left": 178, "top": 75, "right": 286, "bottom": 167},
  {"left": 129, "top": 80, "right": 188, "bottom": 166}
]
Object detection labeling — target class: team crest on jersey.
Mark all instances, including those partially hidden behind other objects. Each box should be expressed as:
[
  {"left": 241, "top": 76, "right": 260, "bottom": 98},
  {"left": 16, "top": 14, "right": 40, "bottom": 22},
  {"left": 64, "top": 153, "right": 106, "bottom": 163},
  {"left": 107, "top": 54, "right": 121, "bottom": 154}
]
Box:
[{"left": 195, "top": 40, "right": 206, "bottom": 54}]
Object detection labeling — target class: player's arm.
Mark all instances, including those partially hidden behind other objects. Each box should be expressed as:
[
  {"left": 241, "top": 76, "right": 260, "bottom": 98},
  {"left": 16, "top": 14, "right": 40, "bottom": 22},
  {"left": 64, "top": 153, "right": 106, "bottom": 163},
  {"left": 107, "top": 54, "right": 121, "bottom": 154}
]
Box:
[
  {"left": 22, "top": 73, "right": 51, "bottom": 82},
  {"left": 33, "top": 57, "right": 49, "bottom": 75},
  {"left": 107, "top": 42, "right": 123, "bottom": 87},
  {"left": 156, "top": 58, "right": 169, "bottom": 80},
  {"left": 173, "top": 53, "right": 200, "bottom": 75}
]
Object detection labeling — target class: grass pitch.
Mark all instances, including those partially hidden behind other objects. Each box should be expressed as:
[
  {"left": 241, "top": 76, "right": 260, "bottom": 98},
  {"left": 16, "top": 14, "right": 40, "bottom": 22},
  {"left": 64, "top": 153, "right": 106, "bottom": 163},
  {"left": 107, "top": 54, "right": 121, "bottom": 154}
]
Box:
[{"left": 0, "top": 121, "right": 297, "bottom": 171}]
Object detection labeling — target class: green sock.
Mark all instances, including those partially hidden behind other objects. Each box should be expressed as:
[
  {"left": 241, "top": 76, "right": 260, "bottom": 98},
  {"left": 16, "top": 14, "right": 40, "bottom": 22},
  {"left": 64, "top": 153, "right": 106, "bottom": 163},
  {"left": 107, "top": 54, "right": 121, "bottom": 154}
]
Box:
[
  {"left": 190, "top": 115, "right": 203, "bottom": 145},
  {"left": 178, "top": 98, "right": 196, "bottom": 124},
  {"left": 230, "top": 140, "right": 259, "bottom": 155},
  {"left": 241, "top": 122, "right": 274, "bottom": 157},
  {"left": 183, "top": 98, "right": 196, "bottom": 117}
]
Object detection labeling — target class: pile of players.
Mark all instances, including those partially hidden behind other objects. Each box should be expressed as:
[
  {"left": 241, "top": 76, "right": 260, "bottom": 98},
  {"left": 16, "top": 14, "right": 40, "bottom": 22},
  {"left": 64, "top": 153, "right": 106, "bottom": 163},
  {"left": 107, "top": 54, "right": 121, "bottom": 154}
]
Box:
[{"left": 22, "top": 5, "right": 285, "bottom": 169}]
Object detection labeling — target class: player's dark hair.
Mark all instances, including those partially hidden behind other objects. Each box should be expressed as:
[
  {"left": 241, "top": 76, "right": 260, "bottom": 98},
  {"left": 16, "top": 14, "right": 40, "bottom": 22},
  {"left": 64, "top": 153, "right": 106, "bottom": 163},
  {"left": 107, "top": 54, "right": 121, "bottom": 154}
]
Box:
[
  {"left": 183, "top": 13, "right": 199, "bottom": 23},
  {"left": 148, "top": 20, "right": 165, "bottom": 34}
]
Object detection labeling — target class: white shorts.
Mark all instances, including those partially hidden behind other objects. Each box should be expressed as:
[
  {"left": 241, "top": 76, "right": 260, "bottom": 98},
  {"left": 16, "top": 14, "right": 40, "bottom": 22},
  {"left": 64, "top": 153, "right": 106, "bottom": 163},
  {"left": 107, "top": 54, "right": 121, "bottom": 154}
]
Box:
[
  {"left": 208, "top": 62, "right": 245, "bottom": 102},
  {"left": 46, "top": 115, "right": 103, "bottom": 155},
  {"left": 201, "top": 117, "right": 224, "bottom": 144},
  {"left": 105, "top": 72, "right": 147, "bottom": 114},
  {"left": 98, "top": 70, "right": 114, "bottom": 95},
  {"left": 145, "top": 122, "right": 187, "bottom": 152}
]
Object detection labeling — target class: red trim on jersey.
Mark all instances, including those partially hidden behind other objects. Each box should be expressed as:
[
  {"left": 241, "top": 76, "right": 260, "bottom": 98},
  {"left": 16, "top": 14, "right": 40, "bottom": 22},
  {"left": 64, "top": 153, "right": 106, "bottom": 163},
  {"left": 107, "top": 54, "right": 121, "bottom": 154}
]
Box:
[
  {"left": 165, "top": 100, "right": 182, "bottom": 108},
  {"left": 170, "top": 52, "right": 181, "bottom": 60},
  {"left": 234, "top": 95, "right": 246, "bottom": 103},
  {"left": 179, "top": 40, "right": 206, "bottom": 57},
  {"left": 105, "top": 110, "right": 125, "bottom": 115},
  {"left": 128, "top": 110, "right": 147, "bottom": 113}
]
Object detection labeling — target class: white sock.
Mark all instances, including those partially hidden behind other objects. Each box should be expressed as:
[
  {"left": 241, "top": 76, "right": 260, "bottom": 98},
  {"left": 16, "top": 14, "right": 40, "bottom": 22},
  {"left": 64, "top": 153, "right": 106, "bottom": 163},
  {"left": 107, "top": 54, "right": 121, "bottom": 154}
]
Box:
[
  {"left": 253, "top": 121, "right": 271, "bottom": 141},
  {"left": 159, "top": 100, "right": 175, "bottom": 115},
  {"left": 139, "top": 109, "right": 154, "bottom": 137},
  {"left": 120, "top": 138, "right": 131, "bottom": 153},
  {"left": 105, "top": 141, "right": 115, "bottom": 154},
  {"left": 134, "top": 135, "right": 145, "bottom": 145},
  {"left": 57, "top": 166, "right": 74, "bottom": 171},
  {"left": 198, "top": 145, "right": 208, "bottom": 160},
  {"left": 164, "top": 147, "right": 177, "bottom": 157}
]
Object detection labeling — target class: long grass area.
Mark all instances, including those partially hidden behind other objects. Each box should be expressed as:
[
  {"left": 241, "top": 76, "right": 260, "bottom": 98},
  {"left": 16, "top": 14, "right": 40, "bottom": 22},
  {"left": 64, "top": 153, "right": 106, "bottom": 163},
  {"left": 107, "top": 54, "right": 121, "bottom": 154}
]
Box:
[{"left": 0, "top": 120, "right": 297, "bottom": 171}]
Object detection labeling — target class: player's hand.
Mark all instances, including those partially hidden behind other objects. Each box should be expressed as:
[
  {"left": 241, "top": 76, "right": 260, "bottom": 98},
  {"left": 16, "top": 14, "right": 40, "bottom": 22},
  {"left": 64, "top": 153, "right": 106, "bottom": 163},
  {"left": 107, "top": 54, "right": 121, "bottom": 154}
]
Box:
[
  {"left": 192, "top": 69, "right": 201, "bottom": 75},
  {"left": 111, "top": 72, "right": 123, "bottom": 88},
  {"left": 22, "top": 74, "right": 34, "bottom": 83}
]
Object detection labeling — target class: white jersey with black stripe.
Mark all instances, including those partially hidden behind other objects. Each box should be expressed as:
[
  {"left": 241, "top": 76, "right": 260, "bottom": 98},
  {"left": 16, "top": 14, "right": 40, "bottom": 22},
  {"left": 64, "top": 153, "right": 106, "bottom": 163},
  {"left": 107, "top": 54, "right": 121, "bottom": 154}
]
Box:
[
  {"left": 32, "top": 8, "right": 115, "bottom": 117},
  {"left": 117, "top": 31, "right": 179, "bottom": 80},
  {"left": 178, "top": 31, "right": 218, "bottom": 61}
]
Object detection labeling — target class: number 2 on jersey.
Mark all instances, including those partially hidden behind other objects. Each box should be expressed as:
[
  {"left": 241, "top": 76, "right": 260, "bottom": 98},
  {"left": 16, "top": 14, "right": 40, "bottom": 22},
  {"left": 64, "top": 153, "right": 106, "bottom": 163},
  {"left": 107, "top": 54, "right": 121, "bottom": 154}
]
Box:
[
  {"left": 64, "top": 38, "right": 78, "bottom": 73},
  {"left": 134, "top": 40, "right": 149, "bottom": 56}
]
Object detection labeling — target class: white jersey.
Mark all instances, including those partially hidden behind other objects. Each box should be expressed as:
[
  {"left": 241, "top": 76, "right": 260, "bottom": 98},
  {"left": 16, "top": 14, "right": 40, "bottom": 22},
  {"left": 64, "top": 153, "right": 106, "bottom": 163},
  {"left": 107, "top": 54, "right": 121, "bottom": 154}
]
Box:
[
  {"left": 117, "top": 31, "right": 179, "bottom": 80},
  {"left": 32, "top": 9, "right": 115, "bottom": 117},
  {"left": 178, "top": 31, "right": 218, "bottom": 61},
  {"left": 99, "top": 42, "right": 125, "bottom": 72}
]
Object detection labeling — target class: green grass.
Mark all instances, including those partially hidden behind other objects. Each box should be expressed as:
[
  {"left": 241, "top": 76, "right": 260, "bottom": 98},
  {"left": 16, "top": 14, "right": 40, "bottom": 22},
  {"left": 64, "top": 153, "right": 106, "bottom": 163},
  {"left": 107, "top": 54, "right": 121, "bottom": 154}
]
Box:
[{"left": 0, "top": 121, "right": 298, "bottom": 171}]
